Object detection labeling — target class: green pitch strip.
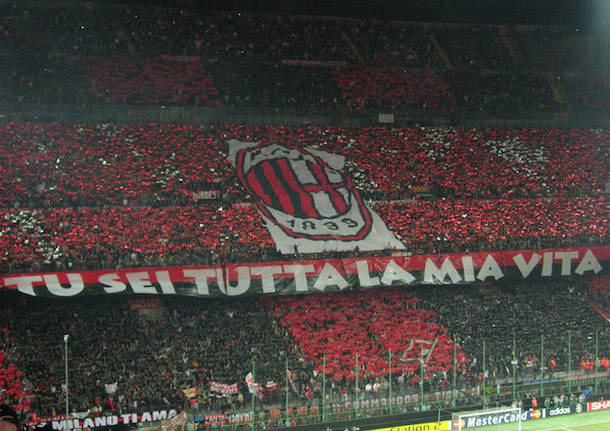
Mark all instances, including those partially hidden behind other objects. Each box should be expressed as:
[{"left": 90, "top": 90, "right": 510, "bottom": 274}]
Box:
[{"left": 471, "top": 409, "right": 610, "bottom": 430}]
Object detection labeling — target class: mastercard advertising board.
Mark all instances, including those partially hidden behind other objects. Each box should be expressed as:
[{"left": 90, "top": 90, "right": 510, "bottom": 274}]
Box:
[{"left": 450, "top": 409, "right": 544, "bottom": 429}]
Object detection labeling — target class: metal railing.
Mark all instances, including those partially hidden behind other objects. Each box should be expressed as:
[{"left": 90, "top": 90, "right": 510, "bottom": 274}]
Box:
[
  {"left": 183, "top": 330, "right": 609, "bottom": 429},
  {"left": 2, "top": 101, "right": 608, "bottom": 129}
]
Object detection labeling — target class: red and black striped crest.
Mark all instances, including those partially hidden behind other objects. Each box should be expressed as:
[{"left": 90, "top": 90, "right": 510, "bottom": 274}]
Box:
[{"left": 235, "top": 143, "right": 372, "bottom": 241}]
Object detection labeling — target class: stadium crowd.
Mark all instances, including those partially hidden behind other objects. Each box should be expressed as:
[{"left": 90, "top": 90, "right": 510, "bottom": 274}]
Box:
[
  {"left": 1, "top": 3, "right": 607, "bottom": 113},
  {"left": 0, "top": 349, "right": 29, "bottom": 413},
  {"left": 0, "top": 122, "right": 606, "bottom": 273},
  {"left": 417, "top": 281, "right": 610, "bottom": 382},
  {"left": 0, "top": 1, "right": 607, "bottom": 428},
  {"left": 1, "top": 195, "right": 606, "bottom": 274},
  {"left": 79, "top": 56, "right": 217, "bottom": 106},
  {"left": 1, "top": 123, "right": 606, "bottom": 208},
  {"left": 564, "top": 72, "right": 610, "bottom": 113},
  {"left": 264, "top": 289, "right": 466, "bottom": 383},
  {"left": 341, "top": 20, "right": 441, "bottom": 69},
  {"left": 0, "top": 278, "right": 607, "bottom": 421},
  {"left": 209, "top": 63, "right": 343, "bottom": 111},
  {"left": 444, "top": 71, "right": 560, "bottom": 114},
  {"left": 0, "top": 123, "right": 607, "bottom": 272},
  {"left": 589, "top": 274, "right": 610, "bottom": 313},
  {"left": 333, "top": 68, "right": 454, "bottom": 111},
  {"left": 433, "top": 26, "right": 513, "bottom": 70},
  {"left": 0, "top": 293, "right": 295, "bottom": 417}
]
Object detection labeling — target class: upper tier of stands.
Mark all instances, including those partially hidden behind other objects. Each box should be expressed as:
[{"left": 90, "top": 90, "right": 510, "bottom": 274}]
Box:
[
  {"left": 79, "top": 56, "right": 217, "bottom": 106},
  {"left": 1, "top": 3, "right": 608, "bottom": 118}
]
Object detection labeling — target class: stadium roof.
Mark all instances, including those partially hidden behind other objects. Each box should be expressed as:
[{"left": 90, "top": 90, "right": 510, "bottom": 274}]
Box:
[{"left": 91, "top": 0, "right": 608, "bottom": 26}]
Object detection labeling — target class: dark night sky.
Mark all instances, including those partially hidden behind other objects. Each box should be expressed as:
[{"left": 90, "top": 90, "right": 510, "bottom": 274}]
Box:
[{"left": 103, "top": 0, "right": 608, "bottom": 27}]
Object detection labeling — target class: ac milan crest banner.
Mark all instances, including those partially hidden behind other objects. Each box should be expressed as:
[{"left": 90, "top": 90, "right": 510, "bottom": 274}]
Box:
[{"left": 227, "top": 139, "right": 405, "bottom": 254}]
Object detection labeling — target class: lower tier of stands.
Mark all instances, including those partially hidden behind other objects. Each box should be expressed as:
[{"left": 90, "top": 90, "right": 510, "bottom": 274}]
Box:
[{"left": 0, "top": 278, "right": 607, "bottom": 423}]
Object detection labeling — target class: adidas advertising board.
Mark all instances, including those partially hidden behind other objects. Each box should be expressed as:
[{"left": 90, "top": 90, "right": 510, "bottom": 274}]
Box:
[
  {"left": 547, "top": 406, "right": 572, "bottom": 416},
  {"left": 228, "top": 140, "right": 405, "bottom": 254}
]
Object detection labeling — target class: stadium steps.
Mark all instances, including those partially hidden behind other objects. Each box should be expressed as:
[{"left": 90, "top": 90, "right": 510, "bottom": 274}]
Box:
[
  {"left": 499, "top": 25, "right": 522, "bottom": 65},
  {"left": 550, "top": 75, "right": 572, "bottom": 112},
  {"left": 588, "top": 300, "right": 610, "bottom": 324},
  {"left": 519, "top": 36, "right": 576, "bottom": 69},
  {"left": 340, "top": 30, "right": 364, "bottom": 64},
  {"left": 115, "top": 27, "right": 138, "bottom": 56},
  {"left": 428, "top": 34, "right": 453, "bottom": 70}
]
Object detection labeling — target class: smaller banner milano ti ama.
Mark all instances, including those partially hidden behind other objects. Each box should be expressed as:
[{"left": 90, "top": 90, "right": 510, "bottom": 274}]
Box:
[{"left": 228, "top": 139, "right": 405, "bottom": 254}]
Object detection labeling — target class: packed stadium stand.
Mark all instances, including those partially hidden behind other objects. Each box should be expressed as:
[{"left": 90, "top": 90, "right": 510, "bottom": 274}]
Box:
[
  {"left": 0, "top": 1, "right": 608, "bottom": 430},
  {"left": 0, "top": 123, "right": 607, "bottom": 273},
  {"left": 0, "top": 279, "right": 608, "bottom": 419}
]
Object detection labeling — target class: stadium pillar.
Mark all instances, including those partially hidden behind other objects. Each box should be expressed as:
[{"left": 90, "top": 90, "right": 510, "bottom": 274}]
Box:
[
  {"left": 512, "top": 334, "right": 517, "bottom": 402},
  {"left": 64, "top": 334, "right": 69, "bottom": 430},
  {"left": 568, "top": 331, "right": 572, "bottom": 394},
  {"left": 285, "top": 358, "right": 289, "bottom": 426},
  {"left": 322, "top": 354, "right": 326, "bottom": 422},
  {"left": 389, "top": 349, "right": 393, "bottom": 415},
  {"left": 482, "top": 339, "right": 486, "bottom": 407},
  {"left": 251, "top": 362, "right": 256, "bottom": 430},
  {"left": 355, "top": 352, "right": 359, "bottom": 419},
  {"left": 452, "top": 342, "right": 457, "bottom": 408},
  {"left": 420, "top": 356, "right": 425, "bottom": 412},
  {"left": 595, "top": 331, "right": 599, "bottom": 394},
  {"left": 540, "top": 335, "right": 544, "bottom": 397}
]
